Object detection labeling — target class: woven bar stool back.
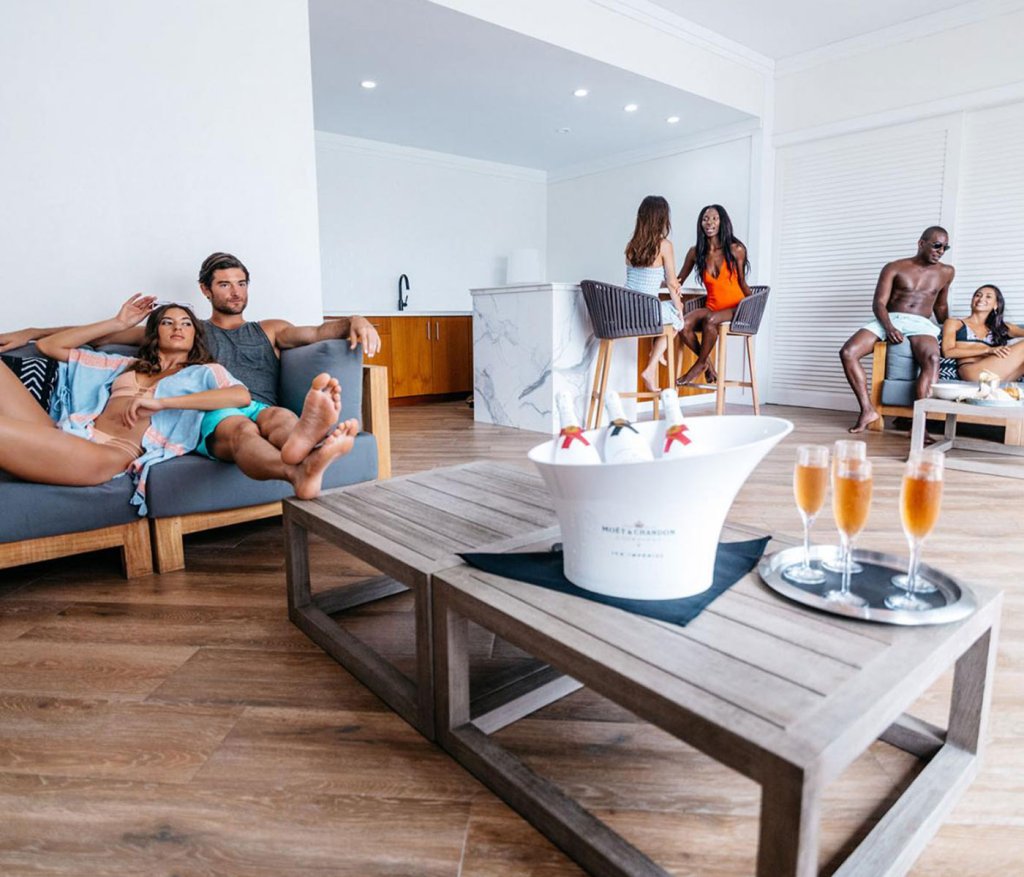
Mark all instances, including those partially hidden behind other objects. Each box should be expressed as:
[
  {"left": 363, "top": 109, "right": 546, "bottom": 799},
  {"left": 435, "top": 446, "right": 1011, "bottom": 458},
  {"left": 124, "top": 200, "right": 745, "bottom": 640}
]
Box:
[{"left": 580, "top": 279, "right": 677, "bottom": 428}]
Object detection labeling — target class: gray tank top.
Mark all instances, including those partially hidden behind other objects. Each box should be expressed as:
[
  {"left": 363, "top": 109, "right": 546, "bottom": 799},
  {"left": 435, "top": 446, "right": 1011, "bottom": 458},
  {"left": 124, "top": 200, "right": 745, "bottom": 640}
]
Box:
[{"left": 201, "top": 320, "right": 280, "bottom": 405}]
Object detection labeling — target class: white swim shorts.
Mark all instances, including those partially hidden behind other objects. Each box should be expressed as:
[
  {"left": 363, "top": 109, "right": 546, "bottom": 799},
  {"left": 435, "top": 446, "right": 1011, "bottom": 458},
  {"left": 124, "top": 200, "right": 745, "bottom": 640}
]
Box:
[{"left": 861, "top": 312, "right": 939, "bottom": 339}]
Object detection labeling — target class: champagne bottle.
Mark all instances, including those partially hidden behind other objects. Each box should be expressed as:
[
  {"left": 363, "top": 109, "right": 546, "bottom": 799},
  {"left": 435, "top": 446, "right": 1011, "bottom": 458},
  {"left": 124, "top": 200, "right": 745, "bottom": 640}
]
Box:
[
  {"left": 658, "top": 388, "right": 692, "bottom": 457},
  {"left": 551, "top": 392, "right": 600, "bottom": 464},
  {"left": 602, "top": 391, "right": 654, "bottom": 463}
]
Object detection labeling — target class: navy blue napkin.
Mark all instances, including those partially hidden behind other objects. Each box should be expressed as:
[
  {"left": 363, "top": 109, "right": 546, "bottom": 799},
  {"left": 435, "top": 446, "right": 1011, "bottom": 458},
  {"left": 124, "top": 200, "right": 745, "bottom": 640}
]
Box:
[{"left": 460, "top": 536, "right": 770, "bottom": 627}]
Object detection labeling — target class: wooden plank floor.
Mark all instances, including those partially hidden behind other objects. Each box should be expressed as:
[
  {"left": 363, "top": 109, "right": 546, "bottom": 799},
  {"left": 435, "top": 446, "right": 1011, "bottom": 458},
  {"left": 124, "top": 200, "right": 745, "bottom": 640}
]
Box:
[{"left": 1, "top": 400, "right": 1021, "bottom": 875}]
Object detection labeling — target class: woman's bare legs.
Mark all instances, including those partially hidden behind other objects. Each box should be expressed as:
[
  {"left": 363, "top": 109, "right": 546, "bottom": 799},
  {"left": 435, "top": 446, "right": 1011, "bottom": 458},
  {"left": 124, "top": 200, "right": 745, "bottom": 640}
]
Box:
[
  {"left": 640, "top": 330, "right": 674, "bottom": 392},
  {"left": 0, "top": 360, "right": 54, "bottom": 426},
  {"left": 958, "top": 342, "right": 1024, "bottom": 382},
  {"left": 0, "top": 416, "right": 129, "bottom": 485},
  {"left": 677, "top": 307, "right": 735, "bottom": 385}
]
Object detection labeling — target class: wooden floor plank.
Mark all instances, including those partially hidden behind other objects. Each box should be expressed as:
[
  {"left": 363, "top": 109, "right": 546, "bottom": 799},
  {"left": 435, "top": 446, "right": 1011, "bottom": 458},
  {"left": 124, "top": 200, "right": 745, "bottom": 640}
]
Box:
[{"left": 0, "top": 401, "right": 1019, "bottom": 875}]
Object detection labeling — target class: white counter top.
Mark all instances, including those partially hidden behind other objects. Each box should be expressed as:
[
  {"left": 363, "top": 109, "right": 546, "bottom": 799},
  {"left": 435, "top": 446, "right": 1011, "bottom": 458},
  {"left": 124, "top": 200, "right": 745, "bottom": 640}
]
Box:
[{"left": 325, "top": 310, "right": 472, "bottom": 318}]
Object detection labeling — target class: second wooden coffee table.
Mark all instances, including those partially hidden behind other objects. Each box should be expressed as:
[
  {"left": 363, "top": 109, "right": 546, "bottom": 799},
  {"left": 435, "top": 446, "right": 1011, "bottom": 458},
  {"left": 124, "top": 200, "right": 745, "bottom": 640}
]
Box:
[
  {"left": 432, "top": 530, "right": 1001, "bottom": 876},
  {"left": 283, "top": 461, "right": 574, "bottom": 739}
]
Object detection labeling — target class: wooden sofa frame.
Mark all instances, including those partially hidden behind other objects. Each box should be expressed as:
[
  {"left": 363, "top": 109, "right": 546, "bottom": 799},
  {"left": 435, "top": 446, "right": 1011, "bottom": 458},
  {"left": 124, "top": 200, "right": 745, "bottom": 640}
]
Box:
[
  {"left": 0, "top": 364, "right": 391, "bottom": 579},
  {"left": 868, "top": 341, "right": 1023, "bottom": 443}
]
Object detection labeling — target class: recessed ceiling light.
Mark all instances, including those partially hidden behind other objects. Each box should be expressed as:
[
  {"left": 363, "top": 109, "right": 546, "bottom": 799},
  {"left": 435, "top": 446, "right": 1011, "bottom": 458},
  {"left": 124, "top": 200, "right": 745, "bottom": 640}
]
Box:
[
  {"left": 624, "top": 103, "right": 638, "bottom": 113},
  {"left": 360, "top": 80, "right": 377, "bottom": 89},
  {"left": 666, "top": 116, "right": 680, "bottom": 124},
  {"left": 557, "top": 127, "right": 571, "bottom": 134},
  {"left": 573, "top": 88, "right": 588, "bottom": 97}
]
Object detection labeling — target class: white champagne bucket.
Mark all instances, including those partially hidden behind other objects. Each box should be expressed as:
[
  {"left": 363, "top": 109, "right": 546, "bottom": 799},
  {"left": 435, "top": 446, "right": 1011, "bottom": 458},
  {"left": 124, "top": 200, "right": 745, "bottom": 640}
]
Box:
[{"left": 528, "top": 416, "right": 793, "bottom": 600}]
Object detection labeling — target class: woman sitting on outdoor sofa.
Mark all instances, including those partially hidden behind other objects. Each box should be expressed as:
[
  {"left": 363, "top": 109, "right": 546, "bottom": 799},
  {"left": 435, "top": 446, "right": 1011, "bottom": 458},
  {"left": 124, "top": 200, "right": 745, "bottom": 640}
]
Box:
[
  {"left": 0, "top": 294, "right": 249, "bottom": 513},
  {"left": 938, "top": 284, "right": 1024, "bottom": 382}
]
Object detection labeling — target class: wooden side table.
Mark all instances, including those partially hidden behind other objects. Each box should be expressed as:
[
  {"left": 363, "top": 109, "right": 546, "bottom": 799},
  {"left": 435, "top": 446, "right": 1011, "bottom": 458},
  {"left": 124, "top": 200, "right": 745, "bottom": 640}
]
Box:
[{"left": 911, "top": 397, "right": 1024, "bottom": 478}]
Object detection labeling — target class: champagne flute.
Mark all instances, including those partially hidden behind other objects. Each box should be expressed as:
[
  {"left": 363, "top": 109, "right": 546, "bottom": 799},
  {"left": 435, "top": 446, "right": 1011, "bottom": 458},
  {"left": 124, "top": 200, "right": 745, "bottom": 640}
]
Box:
[
  {"left": 821, "top": 440, "right": 867, "bottom": 574},
  {"left": 824, "top": 456, "right": 872, "bottom": 608},
  {"left": 886, "top": 451, "right": 944, "bottom": 612},
  {"left": 783, "top": 445, "right": 829, "bottom": 585}
]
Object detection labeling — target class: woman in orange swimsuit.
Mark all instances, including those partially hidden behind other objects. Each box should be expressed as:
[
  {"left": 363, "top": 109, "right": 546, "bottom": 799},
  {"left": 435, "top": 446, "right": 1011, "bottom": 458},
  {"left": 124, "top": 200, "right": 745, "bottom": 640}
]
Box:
[
  {"left": 675, "top": 204, "right": 751, "bottom": 386},
  {"left": 0, "top": 295, "right": 250, "bottom": 489}
]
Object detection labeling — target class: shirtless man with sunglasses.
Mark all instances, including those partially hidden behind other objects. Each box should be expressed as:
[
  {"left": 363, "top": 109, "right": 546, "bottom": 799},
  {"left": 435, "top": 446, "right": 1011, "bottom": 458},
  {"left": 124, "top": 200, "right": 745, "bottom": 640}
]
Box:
[{"left": 839, "top": 227, "right": 954, "bottom": 433}]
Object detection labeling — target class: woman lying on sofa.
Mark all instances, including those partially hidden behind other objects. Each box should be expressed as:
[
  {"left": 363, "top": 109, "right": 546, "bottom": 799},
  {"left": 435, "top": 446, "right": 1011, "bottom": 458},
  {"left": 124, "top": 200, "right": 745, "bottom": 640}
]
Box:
[
  {"left": 0, "top": 295, "right": 249, "bottom": 513},
  {"left": 938, "top": 284, "right": 1024, "bottom": 383}
]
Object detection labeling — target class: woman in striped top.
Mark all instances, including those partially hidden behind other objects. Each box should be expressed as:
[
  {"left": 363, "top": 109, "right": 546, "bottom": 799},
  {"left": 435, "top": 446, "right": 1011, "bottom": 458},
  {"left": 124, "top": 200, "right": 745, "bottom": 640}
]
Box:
[{"left": 624, "top": 195, "right": 684, "bottom": 392}]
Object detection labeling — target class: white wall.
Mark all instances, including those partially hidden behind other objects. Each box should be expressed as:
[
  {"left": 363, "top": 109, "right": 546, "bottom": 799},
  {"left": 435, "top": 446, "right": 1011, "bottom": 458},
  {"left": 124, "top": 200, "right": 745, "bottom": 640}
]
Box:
[
  {"left": 774, "top": 8, "right": 1024, "bottom": 139},
  {"left": 0, "top": 0, "right": 324, "bottom": 328},
  {"left": 315, "top": 133, "right": 547, "bottom": 314},
  {"left": 547, "top": 135, "right": 754, "bottom": 287}
]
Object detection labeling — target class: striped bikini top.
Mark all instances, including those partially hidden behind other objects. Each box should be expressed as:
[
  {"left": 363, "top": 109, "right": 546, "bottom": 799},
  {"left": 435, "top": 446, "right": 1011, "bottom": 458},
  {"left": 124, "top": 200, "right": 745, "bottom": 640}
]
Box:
[{"left": 109, "top": 370, "right": 156, "bottom": 399}]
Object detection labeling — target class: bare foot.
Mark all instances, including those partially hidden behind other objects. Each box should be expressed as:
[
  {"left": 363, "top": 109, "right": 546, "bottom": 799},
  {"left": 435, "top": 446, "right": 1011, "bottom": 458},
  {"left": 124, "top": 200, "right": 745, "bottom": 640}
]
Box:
[
  {"left": 640, "top": 367, "right": 659, "bottom": 393},
  {"left": 290, "top": 419, "right": 359, "bottom": 499},
  {"left": 675, "top": 363, "right": 705, "bottom": 387},
  {"left": 281, "top": 373, "right": 342, "bottom": 465},
  {"left": 704, "top": 365, "right": 718, "bottom": 384},
  {"left": 848, "top": 409, "right": 880, "bottom": 433}
]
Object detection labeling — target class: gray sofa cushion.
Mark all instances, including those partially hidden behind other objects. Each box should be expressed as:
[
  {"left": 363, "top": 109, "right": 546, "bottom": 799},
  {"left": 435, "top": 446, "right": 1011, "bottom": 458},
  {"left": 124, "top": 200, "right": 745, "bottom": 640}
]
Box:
[
  {"left": 279, "top": 339, "right": 364, "bottom": 420},
  {"left": 0, "top": 471, "right": 138, "bottom": 543},
  {"left": 142, "top": 432, "right": 378, "bottom": 517},
  {"left": 883, "top": 340, "right": 917, "bottom": 382},
  {"left": 881, "top": 339, "right": 1023, "bottom": 406}
]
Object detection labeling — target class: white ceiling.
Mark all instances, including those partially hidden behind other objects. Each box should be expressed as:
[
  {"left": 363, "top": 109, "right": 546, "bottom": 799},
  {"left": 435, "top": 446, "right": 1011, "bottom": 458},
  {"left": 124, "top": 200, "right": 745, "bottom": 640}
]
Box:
[
  {"left": 308, "top": 0, "right": 753, "bottom": 172},
  {"left": 649, "top": 0, "right": 978, "bottom": 59}
]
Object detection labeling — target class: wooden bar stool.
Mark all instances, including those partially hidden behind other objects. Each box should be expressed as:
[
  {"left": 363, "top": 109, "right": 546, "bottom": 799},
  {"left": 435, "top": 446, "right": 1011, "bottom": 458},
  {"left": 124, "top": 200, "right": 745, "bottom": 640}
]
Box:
[
  {"left": 580, "top": 280, "right": 677, "bottom": 428},
  {"left": 677, "top": 285, "right": 770, "bottom": 414}
]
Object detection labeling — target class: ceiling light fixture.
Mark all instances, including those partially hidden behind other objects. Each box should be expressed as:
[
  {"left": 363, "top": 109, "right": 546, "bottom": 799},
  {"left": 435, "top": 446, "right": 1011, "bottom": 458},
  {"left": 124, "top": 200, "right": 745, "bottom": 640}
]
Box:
[
  {"left": 666, "top": 116, "right": 680, "bottom": 124},
  {"left": 573, "top": 88, "right": 588, "bottom": 97},
  {"left": 624, "top": 103, "right": 638, "bottom": 113},
  {"left": 360, "top": 80, "right": 377, "bottom": 89}
]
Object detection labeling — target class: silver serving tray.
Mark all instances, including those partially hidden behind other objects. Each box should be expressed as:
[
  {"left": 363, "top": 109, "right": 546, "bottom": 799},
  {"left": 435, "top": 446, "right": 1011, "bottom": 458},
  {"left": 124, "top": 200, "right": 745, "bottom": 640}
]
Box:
[{"left": 758, "top": 544, "right": 977, "bottom": 626}]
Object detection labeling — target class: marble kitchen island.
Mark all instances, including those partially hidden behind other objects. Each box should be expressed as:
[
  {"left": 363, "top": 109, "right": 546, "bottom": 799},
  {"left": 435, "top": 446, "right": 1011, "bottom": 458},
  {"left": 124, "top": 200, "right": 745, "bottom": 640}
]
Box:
[{"left": 470, "top": 282, "right": 635, "bottom": 433}]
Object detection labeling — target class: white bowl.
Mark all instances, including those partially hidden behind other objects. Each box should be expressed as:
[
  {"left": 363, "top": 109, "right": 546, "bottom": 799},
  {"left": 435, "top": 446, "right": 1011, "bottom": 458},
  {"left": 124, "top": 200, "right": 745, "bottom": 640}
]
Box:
[
  {"left": 931, "top": 382, "right": 977, "bottom": 401},
  {"left": 528, "top": 416, "right": 793, "bottom": 600}
]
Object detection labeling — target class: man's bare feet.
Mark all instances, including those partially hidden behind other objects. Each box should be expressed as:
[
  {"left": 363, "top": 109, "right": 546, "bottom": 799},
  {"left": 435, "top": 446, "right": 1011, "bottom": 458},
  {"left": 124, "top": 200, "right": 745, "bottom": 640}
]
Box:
[
  {"left": 281, "top": 373, "right": 342, "bottom": 465},
  {"left": 848, "top": 409, "right": 880, "bottom": 433},
  {"left": 290, "top": 419, "right": 359, "bottom": 499}
]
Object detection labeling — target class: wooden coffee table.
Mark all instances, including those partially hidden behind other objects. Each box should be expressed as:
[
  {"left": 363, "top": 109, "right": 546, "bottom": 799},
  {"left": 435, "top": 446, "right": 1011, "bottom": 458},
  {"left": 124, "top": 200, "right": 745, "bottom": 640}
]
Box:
[
  {"left": 283, "top": 461, "right": 577, "bottom": 739},
  {"left": 432, "top": 529, "right": 1001, "bottom": 877},
  {"left": 911, "top": 397, "right": 1024, "bottom": 478}
]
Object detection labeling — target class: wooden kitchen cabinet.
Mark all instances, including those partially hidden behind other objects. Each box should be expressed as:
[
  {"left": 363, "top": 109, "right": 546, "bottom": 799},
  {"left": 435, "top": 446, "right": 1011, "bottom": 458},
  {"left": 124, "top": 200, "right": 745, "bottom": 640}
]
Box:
[
  {"left": 429, "top": 317, "right": 472, "bottom": 395},
  {"left": 354, "top": 315, "right": 472, "bottom": 400},
  {"left": 390, "top": 317, "right": 434, "bottom": 397}
]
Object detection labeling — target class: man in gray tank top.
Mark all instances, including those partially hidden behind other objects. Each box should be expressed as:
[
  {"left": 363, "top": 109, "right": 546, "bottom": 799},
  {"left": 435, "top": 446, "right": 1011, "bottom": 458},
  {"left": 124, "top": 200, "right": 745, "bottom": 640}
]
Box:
[
  {"left": 183, "top": 252, "right": 380, "bottom": 498},
  {"left": 1, "top": 252, "right": 380, "bottom": 499}
]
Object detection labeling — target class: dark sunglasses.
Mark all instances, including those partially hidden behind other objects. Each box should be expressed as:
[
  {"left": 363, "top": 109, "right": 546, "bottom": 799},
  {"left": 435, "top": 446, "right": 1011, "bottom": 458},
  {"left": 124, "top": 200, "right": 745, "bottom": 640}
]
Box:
[{"left": 927, "top": 242, "right": 951, "bottom": 253}]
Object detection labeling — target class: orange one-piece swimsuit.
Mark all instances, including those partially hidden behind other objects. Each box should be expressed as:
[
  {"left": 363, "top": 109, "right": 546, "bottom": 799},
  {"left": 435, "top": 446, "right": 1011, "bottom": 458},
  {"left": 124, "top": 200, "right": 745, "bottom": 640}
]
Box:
[{"left": 703, "top": 261, "right": 745, "bottom": 312}]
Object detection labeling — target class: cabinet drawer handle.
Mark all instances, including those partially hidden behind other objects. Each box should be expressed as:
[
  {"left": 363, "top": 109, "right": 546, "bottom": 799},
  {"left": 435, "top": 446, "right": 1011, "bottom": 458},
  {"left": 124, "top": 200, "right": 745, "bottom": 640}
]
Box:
[
  {"left": 426, "top": 321, "right": 430, "bottom": 341},
  {"left": 435, "top": 320, "right": 440, "bottom": 340}
]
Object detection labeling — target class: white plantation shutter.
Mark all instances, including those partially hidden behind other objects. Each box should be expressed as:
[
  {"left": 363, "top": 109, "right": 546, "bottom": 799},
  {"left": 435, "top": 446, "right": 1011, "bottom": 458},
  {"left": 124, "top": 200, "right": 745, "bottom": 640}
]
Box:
[
  {"left": 953, "top": 101, "right": 1024, "bottom": 324},
  {"left": 767, "top": 122, "right": 953, "bottom": 409}
]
